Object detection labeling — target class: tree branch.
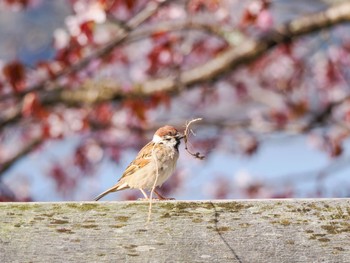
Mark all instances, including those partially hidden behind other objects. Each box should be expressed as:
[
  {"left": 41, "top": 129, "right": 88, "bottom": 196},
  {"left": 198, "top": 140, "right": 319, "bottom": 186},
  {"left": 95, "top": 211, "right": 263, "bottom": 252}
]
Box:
[
  {"left": 140, "top": 1, "right": 350, "bottom": 95},
  {"left": 0, "top": 0, "right": 172, "bottom": 103},
  {"left": 0, "top": 105, "right": 22, "bottom": 129},
  {"left": 0, "top": 0, "right": 173, "bottom": 131},
  {"left": 45, "top": 2, "right": 350, "bottom": 103},
  {"left": 126, "top": 16, "right": 231, "bottom": 44},
  {"left": 0, "top": 137, "right": 43, "bottom": 178},
  {"left": 2, "top": 2, "right": 350, "bottom": 130}
]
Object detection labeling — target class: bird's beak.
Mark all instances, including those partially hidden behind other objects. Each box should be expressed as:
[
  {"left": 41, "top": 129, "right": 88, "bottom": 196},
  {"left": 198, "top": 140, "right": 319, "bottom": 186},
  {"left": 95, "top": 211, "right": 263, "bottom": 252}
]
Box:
[{"left": 176, "top": 133, "right": 185, "bottom": 140}]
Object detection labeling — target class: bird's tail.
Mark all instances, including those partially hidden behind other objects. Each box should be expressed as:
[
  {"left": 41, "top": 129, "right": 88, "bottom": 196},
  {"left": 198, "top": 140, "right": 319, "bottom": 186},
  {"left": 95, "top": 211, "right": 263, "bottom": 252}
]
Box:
[{"left": 94, "top": 183, "right": 128, "bottom": 201}]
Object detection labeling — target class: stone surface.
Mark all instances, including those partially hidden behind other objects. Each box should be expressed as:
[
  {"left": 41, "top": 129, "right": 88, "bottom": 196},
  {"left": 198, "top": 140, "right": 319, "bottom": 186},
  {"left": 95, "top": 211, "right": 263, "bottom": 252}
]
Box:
[{"left": 1, "top": 199, "right": 350, "bottom": 262}]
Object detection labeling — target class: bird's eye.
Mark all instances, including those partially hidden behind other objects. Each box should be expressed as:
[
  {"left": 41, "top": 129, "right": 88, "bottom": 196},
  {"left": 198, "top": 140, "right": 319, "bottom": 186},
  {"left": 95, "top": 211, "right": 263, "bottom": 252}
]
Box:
[{"left": 165, "top": 137, "right": 171, "bottom": 141}]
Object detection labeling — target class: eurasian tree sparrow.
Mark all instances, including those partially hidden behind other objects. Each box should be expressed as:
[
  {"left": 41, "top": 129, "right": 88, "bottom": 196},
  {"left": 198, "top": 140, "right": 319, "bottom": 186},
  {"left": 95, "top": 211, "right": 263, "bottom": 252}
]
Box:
[{"left": 94, "top": 125, "right": 184, "bottom": 201}]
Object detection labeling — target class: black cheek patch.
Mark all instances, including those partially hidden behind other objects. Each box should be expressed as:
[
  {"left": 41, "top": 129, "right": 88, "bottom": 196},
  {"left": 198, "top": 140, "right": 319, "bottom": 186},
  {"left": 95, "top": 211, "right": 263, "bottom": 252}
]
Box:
[{"left": 175, "top": 139, "right": 180, "bottom": 151}]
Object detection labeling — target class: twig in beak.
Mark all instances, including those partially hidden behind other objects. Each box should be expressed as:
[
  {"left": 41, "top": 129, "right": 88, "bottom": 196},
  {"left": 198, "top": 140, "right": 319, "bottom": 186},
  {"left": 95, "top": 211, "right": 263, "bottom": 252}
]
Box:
[{"left": 183, "top": 118, "right": 205, "bottom": 160}]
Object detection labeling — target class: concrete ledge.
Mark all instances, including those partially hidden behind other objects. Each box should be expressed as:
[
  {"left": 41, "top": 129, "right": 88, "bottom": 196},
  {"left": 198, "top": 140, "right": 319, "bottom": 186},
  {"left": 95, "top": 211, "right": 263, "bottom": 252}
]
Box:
[{"left": 1, "top": 199, "right": 350, "bottom": 262}]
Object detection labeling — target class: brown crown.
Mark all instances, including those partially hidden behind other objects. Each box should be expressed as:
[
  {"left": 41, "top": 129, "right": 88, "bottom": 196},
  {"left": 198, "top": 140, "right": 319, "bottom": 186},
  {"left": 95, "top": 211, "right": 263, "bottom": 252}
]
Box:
[{"left": 155, "top": 125, "right": 179, "bottom": 137}]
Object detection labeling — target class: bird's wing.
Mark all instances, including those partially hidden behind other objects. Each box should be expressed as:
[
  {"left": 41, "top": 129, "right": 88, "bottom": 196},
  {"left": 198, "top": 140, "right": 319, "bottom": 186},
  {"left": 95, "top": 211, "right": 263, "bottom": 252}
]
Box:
[
  {"left": 118, "top": 141, "right": 155, "bottom": 181},
  {"left": 121, "top": 158, "right": 151, "bottom": 179},
  {"left": 135, "top": 141, "right": 155, "bottom": 159}
]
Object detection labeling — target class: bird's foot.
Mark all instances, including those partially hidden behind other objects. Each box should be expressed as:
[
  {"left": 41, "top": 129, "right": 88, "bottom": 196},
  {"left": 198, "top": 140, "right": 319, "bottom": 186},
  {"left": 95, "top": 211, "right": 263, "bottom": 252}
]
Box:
[
  {"left": 154, "top": 189, "right": 175, "bottom": 200},
  {"left": 160, "top": 197, "right": 176, "bottom": 200},
  {"left": 137, "top": 197, "right": 175, "bottom": 201}
]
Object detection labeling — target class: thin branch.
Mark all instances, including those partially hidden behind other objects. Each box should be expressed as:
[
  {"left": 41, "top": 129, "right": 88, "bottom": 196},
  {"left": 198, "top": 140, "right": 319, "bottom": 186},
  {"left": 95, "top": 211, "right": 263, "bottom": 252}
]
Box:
[
  {"left": 0, "top": 137, "right": 43, "bottom": 177},
  {"left": 304, "top": 94, "right": 350, "bottom": 131},
  {"left": 126, "top": 17, "right": 231, "bottom": 44}
]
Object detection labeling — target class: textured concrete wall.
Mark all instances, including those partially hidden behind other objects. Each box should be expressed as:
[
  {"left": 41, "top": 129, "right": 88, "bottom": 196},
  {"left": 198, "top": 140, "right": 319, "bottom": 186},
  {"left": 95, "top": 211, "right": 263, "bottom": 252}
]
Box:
[{"left": 1, "top": 199, "right": 350, "bottom": 262}]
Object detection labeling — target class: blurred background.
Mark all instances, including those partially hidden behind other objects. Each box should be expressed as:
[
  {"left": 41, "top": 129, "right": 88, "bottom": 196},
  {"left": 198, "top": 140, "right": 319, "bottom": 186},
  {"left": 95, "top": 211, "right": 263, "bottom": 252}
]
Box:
[{"left": 1, "top": 0, "right": 350, "bottom": 201}]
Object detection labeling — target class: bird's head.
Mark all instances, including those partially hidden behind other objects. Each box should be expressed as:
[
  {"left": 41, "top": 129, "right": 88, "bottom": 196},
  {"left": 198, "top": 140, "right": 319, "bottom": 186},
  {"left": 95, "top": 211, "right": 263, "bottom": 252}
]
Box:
[{"left": 152, "top": 125, "right": 184, "bottom": 149}]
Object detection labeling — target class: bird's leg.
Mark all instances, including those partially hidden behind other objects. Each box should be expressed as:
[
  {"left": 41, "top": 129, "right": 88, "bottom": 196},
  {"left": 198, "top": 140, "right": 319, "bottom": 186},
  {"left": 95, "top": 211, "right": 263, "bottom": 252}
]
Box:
[
  {"left": 138, "top": 189, "right": 149, "bottom": 200},
  {"left": 154, "top": 189, "right": 175, "bottom": 200}
]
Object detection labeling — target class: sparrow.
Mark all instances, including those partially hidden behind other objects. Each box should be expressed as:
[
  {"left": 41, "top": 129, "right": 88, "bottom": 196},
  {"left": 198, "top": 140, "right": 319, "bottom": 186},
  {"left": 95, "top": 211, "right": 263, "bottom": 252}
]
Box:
[{"left": 94, "top": 125, "right": 184, "bottom": 201}]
